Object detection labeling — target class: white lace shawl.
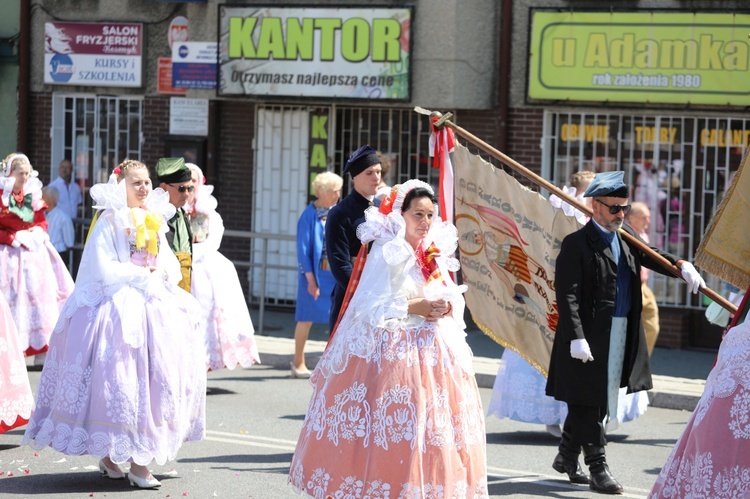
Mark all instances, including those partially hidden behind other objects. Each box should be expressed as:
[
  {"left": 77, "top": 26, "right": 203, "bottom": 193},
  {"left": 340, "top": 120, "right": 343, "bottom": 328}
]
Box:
[
  {"left": 192, "top": 208, "right": 224, "bottom": 263},
  {"left": 316, "top": 203, "right": 470, "bottom": 378},
  {"left": 549, "top": 185, "right": 588, "bottom": 225},
  {"left": 185, "top": 164, "right": 222, "bottom": 262},
  {"left": 60, "top": 177, "right": 183, "bottom": 348}
]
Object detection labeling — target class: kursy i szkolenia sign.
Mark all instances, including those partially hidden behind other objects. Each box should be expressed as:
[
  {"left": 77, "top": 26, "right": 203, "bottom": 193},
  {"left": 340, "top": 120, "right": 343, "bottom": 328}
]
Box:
[
  {"left": 528, "top": 11, "right": 750, "bottom": 106},
  {"left": 44, "top": 22, "right": 142, "bottom": 87},
  {"left": 218, "top": 6, "right": 412, "bottom": 100}
]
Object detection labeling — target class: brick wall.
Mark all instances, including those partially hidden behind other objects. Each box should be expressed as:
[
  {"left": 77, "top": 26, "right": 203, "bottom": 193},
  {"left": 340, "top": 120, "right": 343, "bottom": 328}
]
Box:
[
  {"left": 506, "top": 107, "right": 545, "bottom": 177},
  {"left": 657, "top": 307, "right": 689, "bottom": 349},
  {"left": 141, "top": 95, "right": 170, "bottom": 170},
  {"left": 27, "top": 92, "right": 52, "bottom": 179},
  {"left": 456, "top": 107, "right": 546, "bottom": 188},
  {"left": 212, "top": 100, "right": 256, "bottom": 295}
]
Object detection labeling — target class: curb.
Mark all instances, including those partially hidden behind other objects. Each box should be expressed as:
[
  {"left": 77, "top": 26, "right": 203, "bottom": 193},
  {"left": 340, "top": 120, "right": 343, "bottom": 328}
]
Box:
[{"left": 250, "top": 335, "right": 705, "bottom": 412}]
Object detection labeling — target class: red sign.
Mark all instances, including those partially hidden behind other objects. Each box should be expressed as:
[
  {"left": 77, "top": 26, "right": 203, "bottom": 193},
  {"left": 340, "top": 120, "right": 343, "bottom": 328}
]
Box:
[
  {"left": 157, "top": 57, "right": 186, "bottom": 95},
  {"left": 45, "top": 22, "right": 142, "bottom": 56}
]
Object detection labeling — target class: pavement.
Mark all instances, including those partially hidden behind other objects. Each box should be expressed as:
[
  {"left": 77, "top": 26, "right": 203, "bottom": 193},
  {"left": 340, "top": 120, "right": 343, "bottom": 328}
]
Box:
[{"left": 250, "top": 307, "right": 716, "bottom": 413}]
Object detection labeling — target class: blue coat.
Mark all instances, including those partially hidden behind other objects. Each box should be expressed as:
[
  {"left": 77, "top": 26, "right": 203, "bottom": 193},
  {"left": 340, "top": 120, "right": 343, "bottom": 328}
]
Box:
[{"left": 295, "top": 203, "right": 335, "bottom": 324}]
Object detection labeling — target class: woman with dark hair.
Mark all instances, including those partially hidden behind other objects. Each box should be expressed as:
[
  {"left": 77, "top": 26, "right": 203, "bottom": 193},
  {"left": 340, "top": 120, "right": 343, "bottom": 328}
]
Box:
[{"left": 289, "top": 180, "right": 488, "bottom": 498}]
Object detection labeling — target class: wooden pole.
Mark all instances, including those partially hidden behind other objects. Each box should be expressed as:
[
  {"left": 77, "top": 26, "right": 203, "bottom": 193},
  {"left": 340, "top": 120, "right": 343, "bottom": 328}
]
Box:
[{"left": 432, "top": 112, "right": 738, "bottom": 315}]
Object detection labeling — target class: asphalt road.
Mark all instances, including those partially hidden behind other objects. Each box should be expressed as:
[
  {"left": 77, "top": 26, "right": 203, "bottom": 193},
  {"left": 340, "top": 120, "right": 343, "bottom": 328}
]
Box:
[{"left": 0, "top": 364, "right": 691, "bottom": 498}]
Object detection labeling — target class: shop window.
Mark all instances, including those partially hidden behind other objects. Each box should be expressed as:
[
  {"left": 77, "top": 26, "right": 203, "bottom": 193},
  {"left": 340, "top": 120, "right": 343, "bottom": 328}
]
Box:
[
  {"left": 543, "top": 111, "right": 747, "bottom": 309},
  {"left": 51, "top": 94, "right": 143, "bottom": 219}
]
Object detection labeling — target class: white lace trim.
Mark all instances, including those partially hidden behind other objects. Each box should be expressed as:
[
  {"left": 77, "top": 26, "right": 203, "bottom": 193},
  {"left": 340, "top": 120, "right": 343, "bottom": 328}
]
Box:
[
  {"left": 549, "top": 185, "right": 588, "bottom": 225},
  {"left": 316, "top": 318, "right": 475, "bottom": 383},
  {"left": 289, "top": 464, "right": 490, "bottom": 499},
  {"left": 701, "top": 318, "right": 750, "bottom": 401},
  {"left": 653, "top": 450, "right": 750, "bottom": 498}
]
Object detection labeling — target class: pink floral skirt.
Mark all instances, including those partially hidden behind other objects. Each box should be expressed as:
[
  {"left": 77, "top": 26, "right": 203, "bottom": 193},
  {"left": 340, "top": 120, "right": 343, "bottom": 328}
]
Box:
[
  {"left": 0, "top": 241, "right": 73, "bottom": 354},
  {"left": 22, "top": 287, "right": 206, "bottom": 465},
  {"left": 289, "top": 324, "right": 488, "bottom": 498},
  {"left": 0, "top": 293, "right": 33, "bottom": 434},
  {"left": 192, "top": 249, "right": 259, "bottom": 370},
  {"left": 650, "top": 321, "right": 750, "bottom": 498}
]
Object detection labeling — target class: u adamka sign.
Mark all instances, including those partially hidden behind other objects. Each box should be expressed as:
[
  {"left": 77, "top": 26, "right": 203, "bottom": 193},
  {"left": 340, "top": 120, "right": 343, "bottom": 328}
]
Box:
[
  {"left": 219, "top": 6, "right": 412, "bottom": 100},
  {"left": 528, "top": 11, "right": 750, "bottom": 106}
]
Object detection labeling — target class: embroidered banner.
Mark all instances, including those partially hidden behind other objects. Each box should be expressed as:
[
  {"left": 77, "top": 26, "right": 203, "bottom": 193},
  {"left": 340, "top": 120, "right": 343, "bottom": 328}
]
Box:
[
  {"left": 454, "top": 144, "right": 580, "bottom": 375},
  {"left": 696, "top": 150, "right": 750, "bottom": 290}
]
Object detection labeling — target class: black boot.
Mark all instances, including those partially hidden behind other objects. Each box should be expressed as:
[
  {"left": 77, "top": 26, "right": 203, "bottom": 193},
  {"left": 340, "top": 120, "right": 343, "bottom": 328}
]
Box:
[
  {"left": 552, "top": 432, "right": 589, "bottom": 485},
  {"left": 552, "top": 452, "right": 589, "bottom": 484},
  {"left": 582, "top": 445, "right": 624, "bottom": 494}
]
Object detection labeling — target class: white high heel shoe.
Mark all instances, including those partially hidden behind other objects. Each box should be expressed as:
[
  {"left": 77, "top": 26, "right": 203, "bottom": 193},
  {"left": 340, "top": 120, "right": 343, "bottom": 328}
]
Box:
[
  {"left": 127, "top": 472, "right": 161, "bottom": 489},
  {"left": 98, "top": 459, "right": 125, "bottom": 480}
]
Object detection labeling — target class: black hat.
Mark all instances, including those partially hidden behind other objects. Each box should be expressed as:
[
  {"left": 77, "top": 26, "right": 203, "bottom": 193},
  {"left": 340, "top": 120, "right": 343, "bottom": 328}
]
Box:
[
  {"left": 156, "top": 157, "right": 192, "bottom": 184},
  {"left": 343, "top": 145, "right": 380, "bottom": 177}
]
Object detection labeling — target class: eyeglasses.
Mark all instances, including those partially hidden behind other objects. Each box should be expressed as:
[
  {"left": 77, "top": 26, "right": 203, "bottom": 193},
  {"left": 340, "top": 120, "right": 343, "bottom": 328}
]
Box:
[
  {"left": 169, "top": 184, "right": 194, "bottom": 193},
  {"left": 596, "top": 199, "right": 631, "bottom": 215}
]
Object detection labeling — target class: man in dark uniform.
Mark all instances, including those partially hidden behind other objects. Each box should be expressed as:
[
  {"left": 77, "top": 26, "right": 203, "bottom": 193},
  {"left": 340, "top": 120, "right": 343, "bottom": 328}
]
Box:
[
  {"left": 325, "top": 145, "right": 382, "bottom": 332},
  {"left": 156, "top": 157, "right": 194, "bottom": 292},
  {"left": 546, "top": 171, "right": 705, "bottom": 494}
]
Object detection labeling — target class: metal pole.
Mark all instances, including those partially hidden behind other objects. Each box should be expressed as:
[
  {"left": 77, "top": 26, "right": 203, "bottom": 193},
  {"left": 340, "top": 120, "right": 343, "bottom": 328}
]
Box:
[{"left": 258, "top": 237, "right": 268, "bottom": 334}]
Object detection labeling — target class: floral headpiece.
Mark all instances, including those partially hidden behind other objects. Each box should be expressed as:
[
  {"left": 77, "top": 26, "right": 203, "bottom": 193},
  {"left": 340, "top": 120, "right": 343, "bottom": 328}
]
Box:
[
  {"left": 113, "top": 166, "right": 122, "bottom": 176},
  {"left": 391, "top": 179, "right": 435, "bottom": 213}
]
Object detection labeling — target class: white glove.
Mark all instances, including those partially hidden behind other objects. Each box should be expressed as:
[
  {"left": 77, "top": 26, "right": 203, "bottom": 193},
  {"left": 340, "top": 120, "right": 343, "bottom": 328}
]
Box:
[
  {"left": 570, "top": 338, "right": 594, "bottom": 363},
  {"left": 13, "top": 230, "right": 33, "bottom": 249},
  {"left": 680, "top": 262, "right": 706, "bottom": 294},
  {"left": 25, "top": 228, "right": 48, "bottom": 251}
]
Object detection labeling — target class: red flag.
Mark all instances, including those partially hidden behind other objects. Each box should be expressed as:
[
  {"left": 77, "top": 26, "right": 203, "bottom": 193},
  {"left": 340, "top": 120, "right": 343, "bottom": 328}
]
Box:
[{"left": 429, "top": 116, "right": 456, "bottom": 222}]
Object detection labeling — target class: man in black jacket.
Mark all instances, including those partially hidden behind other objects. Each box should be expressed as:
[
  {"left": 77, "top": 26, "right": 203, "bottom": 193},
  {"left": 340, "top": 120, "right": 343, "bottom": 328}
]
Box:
[
  {"left": 156, "top": 156, "right": 194, "bottom": 292},
  {"left": 325, "top": 145, "right": 382, "bottom": 333},
  {"left": 546, "top": 171, "right": 705, "bottom": 494}
]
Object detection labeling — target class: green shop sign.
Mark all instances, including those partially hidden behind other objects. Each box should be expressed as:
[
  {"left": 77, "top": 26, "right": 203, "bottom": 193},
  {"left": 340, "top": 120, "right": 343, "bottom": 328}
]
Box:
[
  {"left": 528, "top": 11, "right": 750, "bottom": 106},
  {"left": 219, "top": 6, "right": 412, "bottom": 100}
]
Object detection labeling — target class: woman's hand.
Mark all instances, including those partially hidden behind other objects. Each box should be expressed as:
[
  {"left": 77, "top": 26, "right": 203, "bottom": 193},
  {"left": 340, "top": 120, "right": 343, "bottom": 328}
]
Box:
[
  {"left": 409, "top": 298, "right": 453, "bottom": 321},
  {"left": 305, "top": 272, "right": 320, "bottom": 299}
]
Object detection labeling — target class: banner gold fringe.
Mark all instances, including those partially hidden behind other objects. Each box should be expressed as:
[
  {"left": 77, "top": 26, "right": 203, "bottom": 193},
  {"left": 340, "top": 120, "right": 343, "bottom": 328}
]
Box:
[{"left": 695, "top": 148, "right": 750, "bottom": 290}]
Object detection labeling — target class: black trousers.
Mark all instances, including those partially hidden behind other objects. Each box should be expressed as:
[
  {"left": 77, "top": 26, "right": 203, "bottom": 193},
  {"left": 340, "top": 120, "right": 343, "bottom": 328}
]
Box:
[{"left": 563, "top": 403, "right": 607, "bottom": 447}]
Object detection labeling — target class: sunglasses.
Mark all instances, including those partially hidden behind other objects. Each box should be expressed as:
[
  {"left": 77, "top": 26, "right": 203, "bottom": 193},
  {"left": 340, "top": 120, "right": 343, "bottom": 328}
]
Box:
[
  {"left": 595, "top": 199, "right": 631, "bottom": 215},
  {"left": 169, "top": 184, "right": 195, "bottom": 193}
]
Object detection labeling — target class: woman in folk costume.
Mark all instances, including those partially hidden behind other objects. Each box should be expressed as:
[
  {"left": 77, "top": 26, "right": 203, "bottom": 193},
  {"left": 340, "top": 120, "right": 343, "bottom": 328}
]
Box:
[
  {"left": 649, "top": 309, "right": 750, "bottom": 498},
  {"left": 0, "top": 291, "right": 34, "bottom": 434},
  {"left": 0, "top": 153, "right": 74, "bottom": 362},
  {"left": 22, "top": 160, "right": 206, "bottom": 489},
  {"left": 289, "top": 180, "right": 488, "bottom": 498},
  {"left": 185, "top": 163, "right": 259, "bottom": 371},
  {"left": 488, "top": 171, "right": 648, "bottom": 446}
]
